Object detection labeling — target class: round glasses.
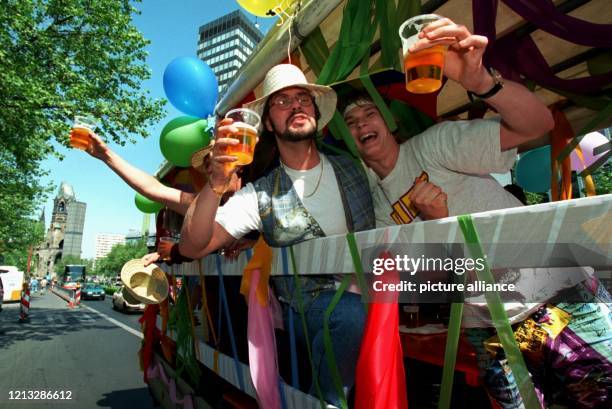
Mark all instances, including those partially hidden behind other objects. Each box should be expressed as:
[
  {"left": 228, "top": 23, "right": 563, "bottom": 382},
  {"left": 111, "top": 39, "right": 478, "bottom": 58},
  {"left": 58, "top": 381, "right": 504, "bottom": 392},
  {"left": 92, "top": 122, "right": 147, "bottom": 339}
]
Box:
[{"left": 269, "top": 94, "right": 314, "bottom": 110}]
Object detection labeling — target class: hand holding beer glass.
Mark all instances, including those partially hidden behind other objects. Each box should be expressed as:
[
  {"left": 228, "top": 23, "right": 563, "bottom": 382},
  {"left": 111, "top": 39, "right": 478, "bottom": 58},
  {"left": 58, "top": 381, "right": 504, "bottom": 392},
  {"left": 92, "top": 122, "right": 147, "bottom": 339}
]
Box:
[
  {"left": 399, "top": 14, "right": 447, "bottom": 94},
  {"left": 70, "top": 115, "right": 98, "bottom": 150},
  {"left": 224, "top": 108, "right": 260, "bottom": 165}
]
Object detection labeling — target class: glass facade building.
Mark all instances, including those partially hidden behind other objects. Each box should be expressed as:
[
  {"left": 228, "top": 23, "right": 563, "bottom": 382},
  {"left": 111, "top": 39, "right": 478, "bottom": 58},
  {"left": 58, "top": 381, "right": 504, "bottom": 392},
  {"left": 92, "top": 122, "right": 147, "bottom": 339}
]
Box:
[{"left": 197, "top": 10, "right": 263, "bottom": 94}]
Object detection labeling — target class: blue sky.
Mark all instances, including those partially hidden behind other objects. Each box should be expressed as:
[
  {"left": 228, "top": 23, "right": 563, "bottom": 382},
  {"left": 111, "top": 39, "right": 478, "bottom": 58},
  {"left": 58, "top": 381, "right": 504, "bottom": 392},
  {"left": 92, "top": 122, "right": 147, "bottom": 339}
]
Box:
[{"left": 40, "top": 0, "right": 276, "bottom": 258}]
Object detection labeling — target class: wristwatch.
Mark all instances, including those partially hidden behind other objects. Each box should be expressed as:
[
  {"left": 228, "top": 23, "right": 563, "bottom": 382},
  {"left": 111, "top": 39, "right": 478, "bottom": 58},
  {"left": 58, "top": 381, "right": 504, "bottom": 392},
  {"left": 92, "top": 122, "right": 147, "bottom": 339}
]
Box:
[{"left": 467, "top": 67, "right": 504, "bottom": 101}]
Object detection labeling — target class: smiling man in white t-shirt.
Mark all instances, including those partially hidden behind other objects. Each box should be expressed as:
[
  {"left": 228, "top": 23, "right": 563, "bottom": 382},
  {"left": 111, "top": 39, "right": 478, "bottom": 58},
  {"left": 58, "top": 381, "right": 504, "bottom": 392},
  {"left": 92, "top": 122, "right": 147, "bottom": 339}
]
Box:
[
  {"left": 180, "top": 64, "right": 376, "bottom": 407},
  {"left": 341, "top": 16, "right": 611, "bottom": 408}
]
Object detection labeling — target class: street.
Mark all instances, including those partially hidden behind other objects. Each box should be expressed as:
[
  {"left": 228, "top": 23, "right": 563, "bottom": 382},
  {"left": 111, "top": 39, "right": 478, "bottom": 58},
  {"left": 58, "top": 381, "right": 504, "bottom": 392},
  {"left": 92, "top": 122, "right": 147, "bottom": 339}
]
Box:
[{"left": 0, "top": 291, "right": 155, "bottom": 409}]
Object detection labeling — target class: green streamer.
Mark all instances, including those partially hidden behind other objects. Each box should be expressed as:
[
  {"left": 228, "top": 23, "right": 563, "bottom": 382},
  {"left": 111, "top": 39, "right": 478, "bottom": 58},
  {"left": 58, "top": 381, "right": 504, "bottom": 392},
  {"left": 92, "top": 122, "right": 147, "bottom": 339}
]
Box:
[
  {"left": 326, "top": 111, "right": 361, "bottom": 158},
  {"left": 289, "top": 247, "right": 327, "bottom": 409},
  {"left": 359, "top": 53, "right": 398, "bottom": 133},
  {"left": 345, "top": 232, "right": 369, "bottom": 309},
  {"left": 396, "top": 0, "right": 422, "bottom": 25},
  {"left": 457, "top": 215, "right": 540, "bottom": 409},
  {"left": 322, "top": 275, "right": 353, "bottom": 409},
  {"left": 438, "top": 302, "right": 465, "bottom": 409},
  {"left": 300, "top": 27, "right": 329, "bottom": 76},
  {"left": 375, "top": 0, "right": 401, "bottom": 71}
]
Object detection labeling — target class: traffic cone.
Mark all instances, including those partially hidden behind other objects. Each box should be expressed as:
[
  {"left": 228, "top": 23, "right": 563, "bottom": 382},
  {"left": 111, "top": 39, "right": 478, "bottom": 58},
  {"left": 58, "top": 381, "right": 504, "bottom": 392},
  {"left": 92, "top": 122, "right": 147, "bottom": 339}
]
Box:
[
  {"left": 75, "top": 285, "right": 82, "bottom": 307},
  {"left": 18, "top": 284, "right": 30, "bottom": 323},
  {"left": 67, "top": 289, "right": 75, "bottom": 308}
]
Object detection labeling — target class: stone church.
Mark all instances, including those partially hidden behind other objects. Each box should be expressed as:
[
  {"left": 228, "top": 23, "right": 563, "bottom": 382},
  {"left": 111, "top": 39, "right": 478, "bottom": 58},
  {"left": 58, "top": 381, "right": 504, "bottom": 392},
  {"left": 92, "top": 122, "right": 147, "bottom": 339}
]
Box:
[{"left": 35, "top": 182, "right": 86, "bottom": 279}]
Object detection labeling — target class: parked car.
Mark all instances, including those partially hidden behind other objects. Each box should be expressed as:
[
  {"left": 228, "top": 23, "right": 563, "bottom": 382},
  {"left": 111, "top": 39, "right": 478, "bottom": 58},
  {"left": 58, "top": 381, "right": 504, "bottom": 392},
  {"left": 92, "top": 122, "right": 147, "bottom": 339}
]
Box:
[
  {"left": 81, "top": 283, "right": 105, "bottom": 300},
  {"left": 112, "top": 286, "right": 145, "bottom": 313}
]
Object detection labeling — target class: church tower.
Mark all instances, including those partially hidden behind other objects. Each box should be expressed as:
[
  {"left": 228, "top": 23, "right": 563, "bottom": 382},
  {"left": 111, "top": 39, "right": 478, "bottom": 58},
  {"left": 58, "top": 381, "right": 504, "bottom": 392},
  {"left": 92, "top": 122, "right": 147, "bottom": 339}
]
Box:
[{"left": 35, "top": 182, "right": 87, "bottom": 278}]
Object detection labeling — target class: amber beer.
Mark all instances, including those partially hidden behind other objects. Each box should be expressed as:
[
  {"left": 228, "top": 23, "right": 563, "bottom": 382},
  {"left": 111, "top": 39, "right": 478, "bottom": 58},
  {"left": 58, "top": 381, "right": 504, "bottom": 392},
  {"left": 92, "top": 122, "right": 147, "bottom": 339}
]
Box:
[
  {"left": 399, "top": 14, "right": 446, "bottom": 94},
  {"left": 403, "top": 45, "right": 446, "bottom": 94},
  {"left": 227, "top": 123, "right": 258, "bottom": 165},
  {"left": 70, "top": 115, "right": 97, "bottom": 150},
  {"left": 70, "top": 126, "right": 92, "bottom": 150}
]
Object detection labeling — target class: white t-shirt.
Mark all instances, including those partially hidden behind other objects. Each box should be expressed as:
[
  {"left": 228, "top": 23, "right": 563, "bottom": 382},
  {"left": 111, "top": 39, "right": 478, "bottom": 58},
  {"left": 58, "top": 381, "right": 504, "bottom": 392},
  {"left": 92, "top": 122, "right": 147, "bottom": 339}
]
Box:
[
  {"left": 368, "top": 118, "right": 522, "bottom": 227},
  {"left": 216, "top": 153, "right": 348, "bottom": 239}
]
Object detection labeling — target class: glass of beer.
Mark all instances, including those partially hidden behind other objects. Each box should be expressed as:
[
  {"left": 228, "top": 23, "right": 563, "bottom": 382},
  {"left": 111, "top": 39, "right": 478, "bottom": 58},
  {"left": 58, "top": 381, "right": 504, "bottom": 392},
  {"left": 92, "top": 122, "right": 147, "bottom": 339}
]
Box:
[
  {"left": 224, "top": 108, "right": 260, "bottom": 165},
  {"left": 399, "top": 14, "right": 447, "bottom": 94},
  {"left": 70, "top": 115, "right": 98, "bottom": 150}
]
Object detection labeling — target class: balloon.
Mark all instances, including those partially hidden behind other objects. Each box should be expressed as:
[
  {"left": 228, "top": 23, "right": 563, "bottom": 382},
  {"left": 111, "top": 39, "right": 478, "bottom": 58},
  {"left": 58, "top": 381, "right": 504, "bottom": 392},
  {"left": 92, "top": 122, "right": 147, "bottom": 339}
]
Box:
[
  {"left": 570, "top": 132, "right": 610, "bottom": 171},
  {"left": 163, "top": 57, "right": 218, "bottom": 118},
  {"left": 134, "top": 193, "right": 163, "bottom": 214},
  {"left": 515, "top": 146, "right": 552, "bottom": 193},
  {"left": 237, "top": 0, "right": 295, "bottom": 18},
  {"left": 160, "top": 116, "right": 211, "bottom": 167}
]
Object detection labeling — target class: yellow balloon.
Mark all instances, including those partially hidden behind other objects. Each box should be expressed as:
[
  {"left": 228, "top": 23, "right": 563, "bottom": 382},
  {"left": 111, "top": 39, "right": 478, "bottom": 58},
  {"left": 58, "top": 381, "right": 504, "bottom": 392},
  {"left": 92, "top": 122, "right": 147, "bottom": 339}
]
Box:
[{"left": 237, "top": 0, "right": 295, "bottom": 18}]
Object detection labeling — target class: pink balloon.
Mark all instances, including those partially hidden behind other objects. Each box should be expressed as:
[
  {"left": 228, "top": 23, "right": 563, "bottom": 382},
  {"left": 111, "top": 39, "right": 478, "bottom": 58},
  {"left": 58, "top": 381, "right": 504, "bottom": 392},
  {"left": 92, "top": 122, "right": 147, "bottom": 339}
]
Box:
[{"left": 570, "top": 132, "right": 610, "bottom": 171}]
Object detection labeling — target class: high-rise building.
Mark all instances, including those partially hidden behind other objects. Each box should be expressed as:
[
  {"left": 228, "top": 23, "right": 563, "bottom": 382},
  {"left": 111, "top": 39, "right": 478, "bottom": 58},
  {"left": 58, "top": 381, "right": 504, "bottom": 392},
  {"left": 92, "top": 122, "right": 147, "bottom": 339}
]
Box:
[
  {"left": 94, "top": 233, "right": 126, "bottom": 260},
  {"left": 35, "top": 182, "right": 87, "bottom": 278},
  {"left": 197, "top": 10, "right": 264, "bottom": 94}
]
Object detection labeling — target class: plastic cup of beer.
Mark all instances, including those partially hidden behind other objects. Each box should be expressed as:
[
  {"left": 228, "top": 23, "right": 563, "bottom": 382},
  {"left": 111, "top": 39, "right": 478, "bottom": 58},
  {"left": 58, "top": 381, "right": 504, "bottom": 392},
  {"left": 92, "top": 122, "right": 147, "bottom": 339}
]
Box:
[
  {"left": 224, "top": 108, "right": 261, "bottom": 165},
  {"left": 399, "top": 14, "right": 447, "bottom": 94},
  {"left": 71, "top": 115, "right": 98, "bottom": 150}
]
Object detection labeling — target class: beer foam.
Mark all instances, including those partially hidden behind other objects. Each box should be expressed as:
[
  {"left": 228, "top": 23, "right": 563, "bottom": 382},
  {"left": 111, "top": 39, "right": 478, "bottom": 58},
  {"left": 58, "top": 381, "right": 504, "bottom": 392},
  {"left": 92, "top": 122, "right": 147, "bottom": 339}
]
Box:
[{"left": 234, "top": 122, "right": 258, "bottom": 133}]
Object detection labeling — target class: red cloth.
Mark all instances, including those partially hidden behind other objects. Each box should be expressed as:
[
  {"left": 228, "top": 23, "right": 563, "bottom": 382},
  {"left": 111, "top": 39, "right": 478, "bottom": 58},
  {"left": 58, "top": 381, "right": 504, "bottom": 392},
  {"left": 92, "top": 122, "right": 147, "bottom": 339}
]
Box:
[
  {"left": 355, "top": 252, "right": 408, "bottom": 409},
  {"left": 139, "top": 304, "right": 160, "bottom": 383}
]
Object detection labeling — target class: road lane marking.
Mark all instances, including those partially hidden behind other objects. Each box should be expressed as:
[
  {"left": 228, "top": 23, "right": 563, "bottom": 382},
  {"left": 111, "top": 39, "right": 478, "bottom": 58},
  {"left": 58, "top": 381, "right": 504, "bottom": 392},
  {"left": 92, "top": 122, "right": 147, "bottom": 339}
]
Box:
[{"left": 81, "top": 304, "right": 143, "bottom": 339}]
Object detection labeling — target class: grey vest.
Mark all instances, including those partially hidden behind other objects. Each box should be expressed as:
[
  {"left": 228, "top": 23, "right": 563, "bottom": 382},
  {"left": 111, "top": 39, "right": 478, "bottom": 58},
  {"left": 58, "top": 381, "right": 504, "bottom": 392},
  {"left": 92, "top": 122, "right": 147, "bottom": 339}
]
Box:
[{"left": 251, "top": 153, "right": 374, "bottom": 308}]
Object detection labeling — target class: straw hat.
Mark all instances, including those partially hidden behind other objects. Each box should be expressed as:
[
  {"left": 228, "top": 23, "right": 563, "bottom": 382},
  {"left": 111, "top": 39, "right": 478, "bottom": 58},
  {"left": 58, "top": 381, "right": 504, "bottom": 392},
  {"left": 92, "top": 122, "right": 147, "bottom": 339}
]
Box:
[
  {"left": 190, "top": 142, "right": 214, "bottom": 170},
  {"left": 245, "top": 64, "right": 337, "bottom": 131},
  {"left": 120, "top": 259, "right": 169, "bottom": 304}
]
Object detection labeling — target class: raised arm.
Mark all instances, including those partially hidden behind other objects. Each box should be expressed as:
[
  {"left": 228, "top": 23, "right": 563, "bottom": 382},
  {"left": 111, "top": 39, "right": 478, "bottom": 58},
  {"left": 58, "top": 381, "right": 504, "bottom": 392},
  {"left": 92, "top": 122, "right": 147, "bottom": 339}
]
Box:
[
  {"left": 83, "top": 131, "right": 194, "bottom": 215},
  {"left": 413, "top": 17, "right": 555, "bottom": 150},
  {"left": 179, "top": 118, "right": 241, "bottom": 258}
]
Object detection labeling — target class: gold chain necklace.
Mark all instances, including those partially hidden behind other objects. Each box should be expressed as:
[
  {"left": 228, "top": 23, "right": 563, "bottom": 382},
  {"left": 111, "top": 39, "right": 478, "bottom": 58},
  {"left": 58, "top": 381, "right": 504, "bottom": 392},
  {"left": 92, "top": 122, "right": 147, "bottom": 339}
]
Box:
[
  {"left": 282, "top": 157, "right": 324, "bottom": 199},
  {"left": 303, "top": 158, "right": 324, "bottom": 198}
]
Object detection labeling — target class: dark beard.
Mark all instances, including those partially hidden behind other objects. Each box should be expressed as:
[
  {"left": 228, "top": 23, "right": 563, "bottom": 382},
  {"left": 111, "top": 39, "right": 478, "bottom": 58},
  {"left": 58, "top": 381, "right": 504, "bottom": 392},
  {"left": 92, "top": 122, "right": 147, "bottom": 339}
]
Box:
[{"left": 271, "top": 114, "right": 317, "bottom": 142}]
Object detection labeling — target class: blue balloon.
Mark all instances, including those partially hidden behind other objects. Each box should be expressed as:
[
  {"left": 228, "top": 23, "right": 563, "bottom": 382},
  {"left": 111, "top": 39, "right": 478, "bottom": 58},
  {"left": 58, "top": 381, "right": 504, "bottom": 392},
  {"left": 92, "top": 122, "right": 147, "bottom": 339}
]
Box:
[
  {"left": 515, "top": 146, "right": 551, "bottom": 193},
  {"left": 163, "top": 57, "right": 218, "bottom": 118}
]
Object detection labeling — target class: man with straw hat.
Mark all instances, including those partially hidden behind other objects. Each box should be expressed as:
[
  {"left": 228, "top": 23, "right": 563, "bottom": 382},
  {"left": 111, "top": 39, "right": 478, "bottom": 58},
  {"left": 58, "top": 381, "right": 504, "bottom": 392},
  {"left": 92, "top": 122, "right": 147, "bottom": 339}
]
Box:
[{"left": 180, "top": 64, "right": 376, "bottom": 406}]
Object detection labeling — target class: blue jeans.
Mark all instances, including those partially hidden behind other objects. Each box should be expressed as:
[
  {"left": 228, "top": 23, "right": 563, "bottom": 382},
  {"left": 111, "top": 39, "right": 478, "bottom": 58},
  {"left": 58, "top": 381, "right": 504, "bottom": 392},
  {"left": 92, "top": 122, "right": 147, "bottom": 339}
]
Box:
[{"left": 287, "top": 290, "right": 366, "bottom": 407}]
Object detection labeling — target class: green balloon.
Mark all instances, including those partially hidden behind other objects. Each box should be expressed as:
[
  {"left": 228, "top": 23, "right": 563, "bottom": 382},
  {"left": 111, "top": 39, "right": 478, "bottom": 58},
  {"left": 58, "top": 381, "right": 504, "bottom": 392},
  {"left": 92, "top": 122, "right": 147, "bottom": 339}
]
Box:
[
  {"left": 159, "top": 116, "right": 211, "bottom": 167},
  {"left": 134, "top": 193, "right": 163, "bottom": 214}
]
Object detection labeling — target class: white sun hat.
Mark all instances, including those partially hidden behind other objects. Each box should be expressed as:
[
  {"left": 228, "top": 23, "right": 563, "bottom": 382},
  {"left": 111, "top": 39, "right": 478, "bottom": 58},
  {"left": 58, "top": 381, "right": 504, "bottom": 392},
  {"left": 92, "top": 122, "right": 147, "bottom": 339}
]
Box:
[
  {"left": 245, "top": 64, "right": 338, "bottom": 131},
  {"left": 120, "top": 259, "right": 169, "bottom": 305}
]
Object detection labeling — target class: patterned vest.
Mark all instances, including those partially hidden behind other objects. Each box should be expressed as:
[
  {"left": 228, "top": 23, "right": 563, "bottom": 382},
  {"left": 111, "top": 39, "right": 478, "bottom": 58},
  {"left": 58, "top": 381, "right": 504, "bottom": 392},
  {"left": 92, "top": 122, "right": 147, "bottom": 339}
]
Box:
[{"left": 252, "top": 152, "right": 375, "bottom": 307}]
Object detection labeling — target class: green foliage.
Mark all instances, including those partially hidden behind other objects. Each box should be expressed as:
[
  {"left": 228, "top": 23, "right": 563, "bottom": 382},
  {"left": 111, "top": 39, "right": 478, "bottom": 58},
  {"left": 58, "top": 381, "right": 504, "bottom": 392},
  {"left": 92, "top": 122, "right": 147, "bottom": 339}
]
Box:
[
  {"left": 103, "top": 286, "right": 118, "bottom": 295},
  {"left": 0, "top": 218, "right": 45, "bottom": 271},
  {"left": 591, "top": 162, "right": 612, "bottom": 195},
  {"left": 53, "top": 254, "right": 93, "bottom": 275},
  {"left": 0, "top": 0, "right": 166, "bottom": 255},
  {"left": 525, "top": 192, "right": 548, "bottom": 206},
  {"left": 92, "top": 240, "right": 148, "bottom": 276}
]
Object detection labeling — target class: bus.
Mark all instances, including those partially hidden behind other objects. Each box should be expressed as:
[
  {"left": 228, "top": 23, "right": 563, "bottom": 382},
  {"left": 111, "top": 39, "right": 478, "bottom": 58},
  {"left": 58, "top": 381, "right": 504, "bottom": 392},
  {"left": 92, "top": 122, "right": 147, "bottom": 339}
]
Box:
[
  {"left": 62, "top": 265, "right": 86, "bottom": 289},
  {"left": 0, "top": 266, "right": 24, "bottom": 302}
]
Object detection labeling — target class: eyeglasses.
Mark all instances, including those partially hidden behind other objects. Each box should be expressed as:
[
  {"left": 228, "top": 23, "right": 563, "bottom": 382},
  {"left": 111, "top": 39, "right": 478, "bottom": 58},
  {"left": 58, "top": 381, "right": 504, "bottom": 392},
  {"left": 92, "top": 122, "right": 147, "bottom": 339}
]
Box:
[{"left": 269, "top": 94, "right": 314, "bottom": 110}]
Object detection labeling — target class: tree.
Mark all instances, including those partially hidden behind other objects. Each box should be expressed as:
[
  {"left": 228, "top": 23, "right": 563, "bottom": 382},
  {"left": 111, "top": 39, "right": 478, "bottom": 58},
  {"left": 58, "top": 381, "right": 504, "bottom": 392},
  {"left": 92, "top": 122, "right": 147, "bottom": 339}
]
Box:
[
  {"left": 93, "top": 241, "right": 148, "bottom": 277},
  {"left": 0, "top": 0, "right": 166, "bottom": 255},
  {"left": 592, "top": 162, "right": 611, "bottom": 195},
  {"left": 0, "top": 217, "right": 45, "bottom": 272}
]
